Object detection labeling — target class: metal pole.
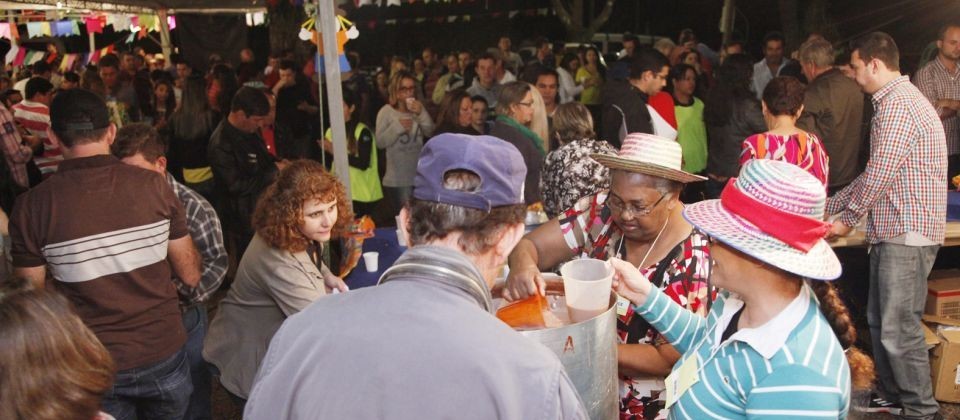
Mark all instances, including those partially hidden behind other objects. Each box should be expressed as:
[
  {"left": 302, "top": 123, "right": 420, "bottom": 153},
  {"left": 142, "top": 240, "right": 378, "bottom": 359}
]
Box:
[
  {"left": 316, "top": 0, "right": 352, "bottom": 203},
  {"left": 720, "top": 0, "right": 736, "bottom": 47},
  {"left": 157, "top": 10, "right": 172, "bottom": 65}
]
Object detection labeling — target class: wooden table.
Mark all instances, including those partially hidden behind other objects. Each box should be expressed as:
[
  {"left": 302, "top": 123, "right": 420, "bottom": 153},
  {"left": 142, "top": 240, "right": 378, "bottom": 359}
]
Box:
[{"left": 830, "top": 221, "right": 960, "bottom": 248}]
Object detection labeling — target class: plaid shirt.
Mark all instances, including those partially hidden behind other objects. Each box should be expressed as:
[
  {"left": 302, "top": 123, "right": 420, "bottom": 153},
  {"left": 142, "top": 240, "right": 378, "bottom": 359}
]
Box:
[
  {"left": 914, "top": 56, "right": 960, "bottom": 155},
  {"left": 0, "top": 103, "right": 32, "bottom": 188},
  {"left": 168, "top": 174, "right": 228, "bottom": 305},
  {"left": 827, "top": 76, "right": 947, "bottom": 244}
]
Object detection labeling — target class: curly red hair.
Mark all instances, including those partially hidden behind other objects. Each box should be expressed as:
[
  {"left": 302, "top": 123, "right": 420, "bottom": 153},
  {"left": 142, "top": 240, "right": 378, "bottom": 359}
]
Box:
[{"left": 253, "top": 160, "right": 353, "bottom": 252}]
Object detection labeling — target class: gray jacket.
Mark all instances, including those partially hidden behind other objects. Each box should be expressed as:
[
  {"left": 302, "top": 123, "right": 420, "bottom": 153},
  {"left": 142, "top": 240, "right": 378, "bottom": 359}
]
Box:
[
  {"left": 244, "top": 245, "right": 588, "bottom": 420},
  {"left": 203, "top": 234, "right": 328, "bottom": 399}
]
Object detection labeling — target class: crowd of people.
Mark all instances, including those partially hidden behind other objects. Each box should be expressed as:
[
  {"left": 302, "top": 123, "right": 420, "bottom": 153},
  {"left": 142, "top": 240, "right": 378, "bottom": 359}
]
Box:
[{"left": 0, "top": 21, "right": 955, "bottom": 420}]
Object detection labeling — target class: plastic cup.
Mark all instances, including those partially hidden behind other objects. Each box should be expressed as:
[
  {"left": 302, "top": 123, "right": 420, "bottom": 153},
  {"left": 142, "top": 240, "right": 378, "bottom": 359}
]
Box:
[
  {"left": 560, "top": 258, "right": 613, "bottom": 322},
  {"left": 363, "top": 252, "right": 379, "bottom": 272}
]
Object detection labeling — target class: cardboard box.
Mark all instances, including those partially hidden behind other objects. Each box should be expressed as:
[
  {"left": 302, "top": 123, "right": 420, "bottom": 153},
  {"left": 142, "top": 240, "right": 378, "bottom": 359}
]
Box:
[
  {"left": 926, "top": 270, "right": 960, "bottom": 319},
  {"left": 925, "top": 315, "right": 960, "bottom": 403}
]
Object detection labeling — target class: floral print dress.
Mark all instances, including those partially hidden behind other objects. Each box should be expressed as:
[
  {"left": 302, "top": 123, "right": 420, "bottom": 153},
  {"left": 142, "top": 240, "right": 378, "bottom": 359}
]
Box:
[
  {"left": 540, "top": 138, "right": 618, "bottom": 218},
  {"left": 557, "top": 192, "right": 713, "bottom": 420}
]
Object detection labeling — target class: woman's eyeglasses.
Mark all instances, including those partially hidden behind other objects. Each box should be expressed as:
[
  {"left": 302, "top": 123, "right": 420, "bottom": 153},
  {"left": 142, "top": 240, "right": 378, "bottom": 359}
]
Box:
[{"left": 606, "top": 192, "right": 668, "bottom": 217}]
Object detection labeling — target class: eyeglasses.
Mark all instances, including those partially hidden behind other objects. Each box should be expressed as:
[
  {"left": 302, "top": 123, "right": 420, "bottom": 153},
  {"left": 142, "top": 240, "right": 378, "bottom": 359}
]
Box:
[
  {"left": 399, "top": 85, "right": 416, "bottom": 92},
  {"left": 606, "top": 192, "right": 668, "bottom": 217},
  {"left": 517, "top": 101, "right": 534, "bottom": 108}
]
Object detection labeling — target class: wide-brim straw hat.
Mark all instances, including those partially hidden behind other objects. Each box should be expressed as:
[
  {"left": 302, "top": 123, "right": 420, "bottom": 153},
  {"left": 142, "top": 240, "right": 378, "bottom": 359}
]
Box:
[
  {"left": 591, "top": 133, "right": 706, "bottom": 183},
  {"left": 682, "top": 159, "right": 841, "bottom": 280}
]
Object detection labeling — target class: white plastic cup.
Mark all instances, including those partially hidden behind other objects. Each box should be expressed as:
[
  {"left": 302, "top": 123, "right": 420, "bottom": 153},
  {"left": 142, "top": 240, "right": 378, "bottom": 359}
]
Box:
[
  {"left": 363, "top": 252, "right": 379, "bottom": 272},
  {"left": 560, "top": 258, "right": 613, "bottom": 322}
]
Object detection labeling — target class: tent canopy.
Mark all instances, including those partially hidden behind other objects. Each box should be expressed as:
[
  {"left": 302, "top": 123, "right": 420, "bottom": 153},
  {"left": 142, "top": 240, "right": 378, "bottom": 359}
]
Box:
[{"left": 1, "top": 0, "right": 266, "bottom": 14}]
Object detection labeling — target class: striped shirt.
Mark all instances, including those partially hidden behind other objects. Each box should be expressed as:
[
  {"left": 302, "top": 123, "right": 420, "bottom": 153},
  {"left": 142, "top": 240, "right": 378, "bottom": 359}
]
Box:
[
  {"left": 167, "top": 174, "right": 228, "bottom": 305},
  {"left": 636, "top": 284, "right": 851, "bottom": 419},
  {"left": 914, "top": 56, "right": 960, "bottom": 155},
  {"left": 10, "top": 155, "right": 189, "bottom": 370},
  {"left": 826, "top": 76, "right": 947, "bottom": 244},
  {"left": 0, "top": 103, "right": 32, "bottom": 188},
  {"left": 740, "top": 131, "right": 829, "bottom": 187},
  {"left": 10, "top": 99, "right": 62, "bottom": 176}
]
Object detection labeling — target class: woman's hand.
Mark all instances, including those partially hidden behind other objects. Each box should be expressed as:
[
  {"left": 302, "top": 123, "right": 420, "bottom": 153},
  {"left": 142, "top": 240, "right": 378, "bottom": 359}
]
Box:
[
  {"left": 323, "top": 271, "right": 349, "bottom": 294},
  {"left": 503, "top": 266, "right": 545, "bottom": 301},
  {"left": 609, "top": 258, "right": 653, "bottom": 306}
]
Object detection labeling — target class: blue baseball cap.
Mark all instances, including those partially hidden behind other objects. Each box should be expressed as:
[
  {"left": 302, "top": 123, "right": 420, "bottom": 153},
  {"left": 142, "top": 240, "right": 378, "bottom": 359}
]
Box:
[{"left": 413, "top": 133, "right": 526, "bottom": 212}]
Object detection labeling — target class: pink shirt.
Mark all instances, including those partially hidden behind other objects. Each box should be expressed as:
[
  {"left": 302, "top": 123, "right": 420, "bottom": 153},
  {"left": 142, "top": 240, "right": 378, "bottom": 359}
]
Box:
[{"left": 740, "top": 131, "right": 829, "bottom": 187}]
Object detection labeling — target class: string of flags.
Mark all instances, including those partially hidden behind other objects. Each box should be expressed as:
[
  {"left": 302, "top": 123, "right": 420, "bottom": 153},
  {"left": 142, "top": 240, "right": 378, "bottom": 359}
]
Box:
[
  {"left": 351, "top": 7, "right": 552, "bottom": 29},
  {"left": 4, "top": 43, "right": 116, "bottom": 69}
]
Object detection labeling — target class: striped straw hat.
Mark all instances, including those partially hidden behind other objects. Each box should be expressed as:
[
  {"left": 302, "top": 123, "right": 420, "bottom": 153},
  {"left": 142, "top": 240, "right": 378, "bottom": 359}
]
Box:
[
  {"left": 682, "top": 159, "right": 841, "bottom": 280},
  {"left": 591, "top": 133, "right": 707, "bottom": 183}
]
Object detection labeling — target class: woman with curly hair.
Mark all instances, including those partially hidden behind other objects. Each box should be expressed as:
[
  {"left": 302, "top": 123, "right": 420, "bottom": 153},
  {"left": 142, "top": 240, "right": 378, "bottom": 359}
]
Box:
[
  {"left": 0, "top": 278, "right": 115, "bottom": 420},
  {"left": 203, "top": 159, "right": 353, "bottom": 405}
]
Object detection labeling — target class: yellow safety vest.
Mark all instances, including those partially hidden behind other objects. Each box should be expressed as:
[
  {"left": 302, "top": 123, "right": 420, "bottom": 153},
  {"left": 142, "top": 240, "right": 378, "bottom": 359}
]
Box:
[{"left": 325, "top": 123, "right": 383, "bottom": 203}]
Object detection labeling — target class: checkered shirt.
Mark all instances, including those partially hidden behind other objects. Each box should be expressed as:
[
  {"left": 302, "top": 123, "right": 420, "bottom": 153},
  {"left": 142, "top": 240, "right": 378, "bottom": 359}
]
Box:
[
  {"left": 168, "top": 174, "right": 228, "bottom": 305},
  {"left": 914, "top": 56, "right": 960, "bottom": 155},
  {"left": 0, "top": 103, "right": 32, "bottom": 188},
  {"left": 827, "top": 76, "right": 948, "bottom": 244}
]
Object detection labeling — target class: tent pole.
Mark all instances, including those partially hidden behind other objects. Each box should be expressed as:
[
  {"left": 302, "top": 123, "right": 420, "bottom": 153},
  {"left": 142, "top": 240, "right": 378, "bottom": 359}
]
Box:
[
  {"left": 317, "top": 0, "right": 351, "bottom": 205},
  {"left": 157, "top": 10, "right": 172, "bottom": 65}
]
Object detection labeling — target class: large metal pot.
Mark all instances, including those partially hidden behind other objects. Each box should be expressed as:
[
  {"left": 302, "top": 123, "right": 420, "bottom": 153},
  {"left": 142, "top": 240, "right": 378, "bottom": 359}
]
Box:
[{"left": 492, "top": 277, "right": 618, "bottom": 420}]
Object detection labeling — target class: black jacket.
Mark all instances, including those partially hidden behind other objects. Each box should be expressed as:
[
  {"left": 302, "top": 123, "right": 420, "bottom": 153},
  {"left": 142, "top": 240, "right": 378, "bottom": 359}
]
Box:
[
  {"left": 208, "top": 119, "right": 278, "bottom": 234},
  {"left": 600, "top": 80, "right": 652, "bottom": 148},
  {"left": 705, "top": 97, "right": 766, "bottom": 178}
]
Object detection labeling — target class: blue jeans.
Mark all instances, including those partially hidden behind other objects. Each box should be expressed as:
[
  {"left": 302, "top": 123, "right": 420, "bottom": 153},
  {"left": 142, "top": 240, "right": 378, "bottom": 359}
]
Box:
[
  {"left": 868, "top": 242, "right": 940, "bottom": 419},
  {"left": 102, "top": 347, "right": 193, "bottom": 420},
  {"left": 182, "top": 305, "right": 211, "bottom": 420}
]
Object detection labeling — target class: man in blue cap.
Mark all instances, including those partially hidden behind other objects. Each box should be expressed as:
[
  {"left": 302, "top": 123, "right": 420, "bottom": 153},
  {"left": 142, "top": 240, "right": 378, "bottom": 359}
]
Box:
[{"left": 244, "top": 133, "right": 587, "bottom": 420}]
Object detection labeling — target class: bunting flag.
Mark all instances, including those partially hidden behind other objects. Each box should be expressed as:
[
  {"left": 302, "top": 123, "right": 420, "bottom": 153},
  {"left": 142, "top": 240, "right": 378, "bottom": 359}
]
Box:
[
  {"left": 138, "top": 14, "right": 157, "bottom": 31},
  {"left": 126, "top": 32, "right": 136, "bottom": 43},
  {"left": 25, "top": 50, "right": 43, "bottom": 66},
  {"left": 56, "top": 21, "right": 74, "bottom": 36},
  {"left": 89, "top": 49, "right": 101, "bottom": 64},
  {"left": 0, "top": 23, "right": 10, "bottom": 40},
  {"left": 59, "top": 54, "right": 75, "bottom": 72},
  {"left": 39, "top": 22, "right": 51, "bottom": 36},
  {"left": 72, "top": 20, "right": 80, "bottom": 35},
  {"left": 26, "top": 22, "right": 42, "bottom": 38},
  {"left": 9, "top": 22, "right": 18, "bottom": 40},
  {"left": 85, "top": 16, "right": 103, "bottom": 33},
  {"left": 4, "top": 43, "right": 19, "bottom": 65},
  {"left": 167, "top": 16, "right": 177, "bottom": 30},
  {"left": 12, "top": 48, "right": 26, "bottom": 66}
]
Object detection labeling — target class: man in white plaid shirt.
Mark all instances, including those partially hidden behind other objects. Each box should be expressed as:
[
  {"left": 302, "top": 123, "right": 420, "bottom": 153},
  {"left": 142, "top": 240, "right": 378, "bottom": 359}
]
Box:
[
  {"left": 827, "top": 32, "right": 947, "bottom": 420},
  {"left": 112, "top": 123, "right": 228, "bottom": 420},
  {"left": 915, "top": 24, "right": 960, "bottom": 186}
]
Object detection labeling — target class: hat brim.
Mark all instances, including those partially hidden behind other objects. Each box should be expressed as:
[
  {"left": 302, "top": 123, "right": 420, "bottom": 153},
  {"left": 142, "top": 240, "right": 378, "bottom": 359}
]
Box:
[
  {"left": 591, "top": 153, "right": 707, "bottom": 184},
  {"left": 682, "top": 199, "right": 841, "bottom": 280}
]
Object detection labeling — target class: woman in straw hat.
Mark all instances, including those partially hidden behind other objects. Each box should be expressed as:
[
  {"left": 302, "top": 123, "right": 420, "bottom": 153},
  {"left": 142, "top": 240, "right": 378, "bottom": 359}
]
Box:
[
  {"left": 506, "top": 132, "right": 711, "bottom": 419},
  {"left": 610, "top": 159, "right": 874, "bottom": 419}
]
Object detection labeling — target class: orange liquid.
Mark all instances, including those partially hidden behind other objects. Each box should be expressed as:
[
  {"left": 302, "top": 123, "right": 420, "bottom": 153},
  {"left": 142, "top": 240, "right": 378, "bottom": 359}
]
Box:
[{"left": 496, "top": 293, "right": 548, "bottom": 330}]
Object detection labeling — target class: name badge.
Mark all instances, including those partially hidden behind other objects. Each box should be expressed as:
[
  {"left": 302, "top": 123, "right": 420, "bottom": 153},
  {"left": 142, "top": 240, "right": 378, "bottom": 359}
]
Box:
[
  {"left": 615, "top": 295, "right": 630, "bottom": 316},
  {"left": 664, "top": 353, "right": 700, "bottom": 408}
]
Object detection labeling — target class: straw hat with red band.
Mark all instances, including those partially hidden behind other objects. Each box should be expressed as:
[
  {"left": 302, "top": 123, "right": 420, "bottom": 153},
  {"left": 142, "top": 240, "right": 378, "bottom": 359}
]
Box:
[
  {"left": 591, "top": 132, "right": 707, "bottom": 183},
  {"left": 682, "top": 159, "right": 841, "bottom": 280}
]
